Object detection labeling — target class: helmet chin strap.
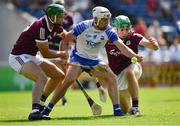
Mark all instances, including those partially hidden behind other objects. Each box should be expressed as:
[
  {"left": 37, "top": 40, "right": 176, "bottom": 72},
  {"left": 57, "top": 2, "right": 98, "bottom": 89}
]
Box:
[
  {"left": 48, "top": 15, "right": 57, "bottom": 25},
  {"left": 97, "top": 18, "right": 100, "bottom": 26}
]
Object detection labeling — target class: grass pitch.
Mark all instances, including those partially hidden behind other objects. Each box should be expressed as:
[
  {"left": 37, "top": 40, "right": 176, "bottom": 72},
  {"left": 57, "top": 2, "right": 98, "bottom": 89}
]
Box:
[{"left": 0, "top": 87, "right": 180, "bottom": 126}]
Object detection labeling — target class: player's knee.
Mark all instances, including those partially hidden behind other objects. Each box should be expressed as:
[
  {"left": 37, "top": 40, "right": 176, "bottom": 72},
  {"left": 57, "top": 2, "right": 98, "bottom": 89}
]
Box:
[
  {"left": 125, "top": 69, "right": 134, "bottom": 77},
  {"left": 105, "top": 73, "right": 117, "bottom": 88}
]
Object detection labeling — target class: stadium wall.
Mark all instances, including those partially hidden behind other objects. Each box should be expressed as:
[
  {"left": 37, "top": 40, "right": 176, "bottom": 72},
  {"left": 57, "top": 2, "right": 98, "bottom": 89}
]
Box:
[
  {"left": 0, "top": 2, "right": 35, "bottom": 91},
  {"left": 140, "top": 63, "right": 180, "bottom": 87},
  {"left": 0, "top": 1, "right": 36, "bottom": 64}
]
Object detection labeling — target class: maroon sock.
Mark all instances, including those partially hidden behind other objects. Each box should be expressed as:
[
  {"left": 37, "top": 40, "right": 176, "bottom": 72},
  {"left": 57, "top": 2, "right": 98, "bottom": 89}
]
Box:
[
  {"left": 32, "top": 103, "right": 41, "bottom": 110},
  {"left": 132, "top": 97, "right": 139, "bottom": 107},
  {"left": 41, "top": 94, "right": 48, "bottom": 102}
]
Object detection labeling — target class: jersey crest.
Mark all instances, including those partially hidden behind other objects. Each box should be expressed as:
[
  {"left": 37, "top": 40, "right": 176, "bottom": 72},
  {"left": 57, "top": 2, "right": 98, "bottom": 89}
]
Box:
[{"left": 125, "top": 40, "right": 131, "bottom": 45}]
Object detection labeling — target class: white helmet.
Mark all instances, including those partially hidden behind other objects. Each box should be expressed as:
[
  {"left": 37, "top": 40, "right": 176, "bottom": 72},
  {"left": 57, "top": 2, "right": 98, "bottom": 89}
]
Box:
[
  {"left": 92, "top": 6, "right": 111, "bottom": 20},
  {"left": 52, "top": 0, "right": 65, "bottom": 5}
]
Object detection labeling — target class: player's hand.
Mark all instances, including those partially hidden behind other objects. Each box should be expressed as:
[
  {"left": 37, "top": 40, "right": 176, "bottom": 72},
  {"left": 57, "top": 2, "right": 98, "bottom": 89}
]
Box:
[
  {"left": 147, "top": 36, "right": 157, "bottom": 45},
  {"left": 147, "top": 36, "right": 159, "bottom": 50},
  {"left": 59, "top": 51, "right": 69, "bottom": 60},
  {"left": 135, "top": 54, "right": 143, "bottom": 62}
]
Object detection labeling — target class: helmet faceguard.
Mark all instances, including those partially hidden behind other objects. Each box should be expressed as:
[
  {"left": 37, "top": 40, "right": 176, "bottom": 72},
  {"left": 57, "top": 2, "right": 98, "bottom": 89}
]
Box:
[
  {"left": 45, "top": 4, "right": 65, "bottom": 25},
  {"left": 114, "top": 15, "right": 132, "bottom": 29},
  {"left": 92, "top": 6, "right": 111, "bottom": 26}
]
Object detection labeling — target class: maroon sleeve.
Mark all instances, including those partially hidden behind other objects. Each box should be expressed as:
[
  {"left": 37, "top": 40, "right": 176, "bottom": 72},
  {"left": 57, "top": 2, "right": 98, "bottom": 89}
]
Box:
[
  {"left": 10, "top": 20, "right": 44, "bottom": 55},
  {"left": 133, "top": 33, "right": 143, "bottom": 45},
  {"left": 32, "top": 20, "right": 48, "bottom": 42}
]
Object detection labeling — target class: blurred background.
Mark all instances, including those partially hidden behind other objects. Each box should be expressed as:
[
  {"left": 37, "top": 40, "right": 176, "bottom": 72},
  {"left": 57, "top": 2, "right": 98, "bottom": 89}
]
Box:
[{"left": 0, "top": 0, "right": 179, "bottom": 91}]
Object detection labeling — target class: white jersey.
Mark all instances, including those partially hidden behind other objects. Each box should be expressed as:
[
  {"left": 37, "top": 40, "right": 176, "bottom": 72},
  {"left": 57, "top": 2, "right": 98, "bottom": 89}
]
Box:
[{"left": 70, "top": 20, "right": 119, "bottom": 60}]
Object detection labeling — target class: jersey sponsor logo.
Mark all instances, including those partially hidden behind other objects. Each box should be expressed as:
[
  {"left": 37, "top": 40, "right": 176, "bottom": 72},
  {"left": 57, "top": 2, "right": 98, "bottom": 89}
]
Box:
[
  {"left": 109, "top": 49, "right": 121, "bottom": 56},
  {"left": 94, "top": 31, "right": 101, "bottom": 33},
  {"left": 86, "top": 40, "right": 101, "bottom": 48}
]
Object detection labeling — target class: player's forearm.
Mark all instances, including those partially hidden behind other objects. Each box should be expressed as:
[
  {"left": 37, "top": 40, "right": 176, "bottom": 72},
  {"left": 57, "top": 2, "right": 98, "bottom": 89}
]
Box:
[
  {"left": 114, "top": 41, "right": 137, "bottom": 58},
  {"left": 121, "top": 45, "right": 137, "bottom": 58},
  {"left": 145, "top": 40, "right": 159, "bottom": 50}
]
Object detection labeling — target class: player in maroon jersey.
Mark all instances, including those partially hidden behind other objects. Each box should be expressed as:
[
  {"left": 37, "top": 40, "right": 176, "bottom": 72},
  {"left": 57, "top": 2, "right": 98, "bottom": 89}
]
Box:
[
  {"left": 8, "top": 4, "right": 68, "bottom": 120},
  {"left": 49, "top": 0, "right": 73, "bottom": 51},
  {"left": 105, "top": 15, "right": 159, "bottom": 115},
  {"left": 39, "top": 0, "right": 74, "bottom": 107}
]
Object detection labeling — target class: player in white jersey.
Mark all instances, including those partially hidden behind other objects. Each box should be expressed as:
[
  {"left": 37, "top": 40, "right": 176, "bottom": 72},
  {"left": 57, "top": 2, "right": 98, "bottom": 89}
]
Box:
[{"left": 41, "top": 6, "right": 143, "bottom": 118}]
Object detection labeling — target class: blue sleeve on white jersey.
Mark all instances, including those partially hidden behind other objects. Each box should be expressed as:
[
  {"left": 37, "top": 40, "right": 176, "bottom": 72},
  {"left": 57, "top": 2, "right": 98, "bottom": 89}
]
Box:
[
  {"left": 105, "top": 28, "right": 119, "bottom": 43},
  {"left": 71, "top": 22, "right": 87, "bottom": 37}
]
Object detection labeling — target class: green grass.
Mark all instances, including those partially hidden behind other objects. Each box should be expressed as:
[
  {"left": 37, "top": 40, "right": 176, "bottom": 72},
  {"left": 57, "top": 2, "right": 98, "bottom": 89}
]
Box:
[{"left": 0, "top": 87, "right": 180, "bottom": 126}]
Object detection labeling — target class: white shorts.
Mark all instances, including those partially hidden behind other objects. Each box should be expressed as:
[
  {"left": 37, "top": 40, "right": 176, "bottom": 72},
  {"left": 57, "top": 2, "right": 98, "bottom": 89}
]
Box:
[
  {"left": 117, "top": 63, "right": 142, "bottom": 91},
  {"left": 9, "top": 54, "right": 44, "bottom": 73}
]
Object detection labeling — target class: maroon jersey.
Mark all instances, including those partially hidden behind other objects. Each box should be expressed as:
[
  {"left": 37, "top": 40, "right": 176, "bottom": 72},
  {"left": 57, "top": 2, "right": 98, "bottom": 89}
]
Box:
[
  {"left": 105, "top": 33, "right": 143, "bottom": 75},
  {"left": 49, "top": 14, "right": 73, "bottom": 50},
  {"left": 11, "top": 16, "right": 64, "bottom": 55}
]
